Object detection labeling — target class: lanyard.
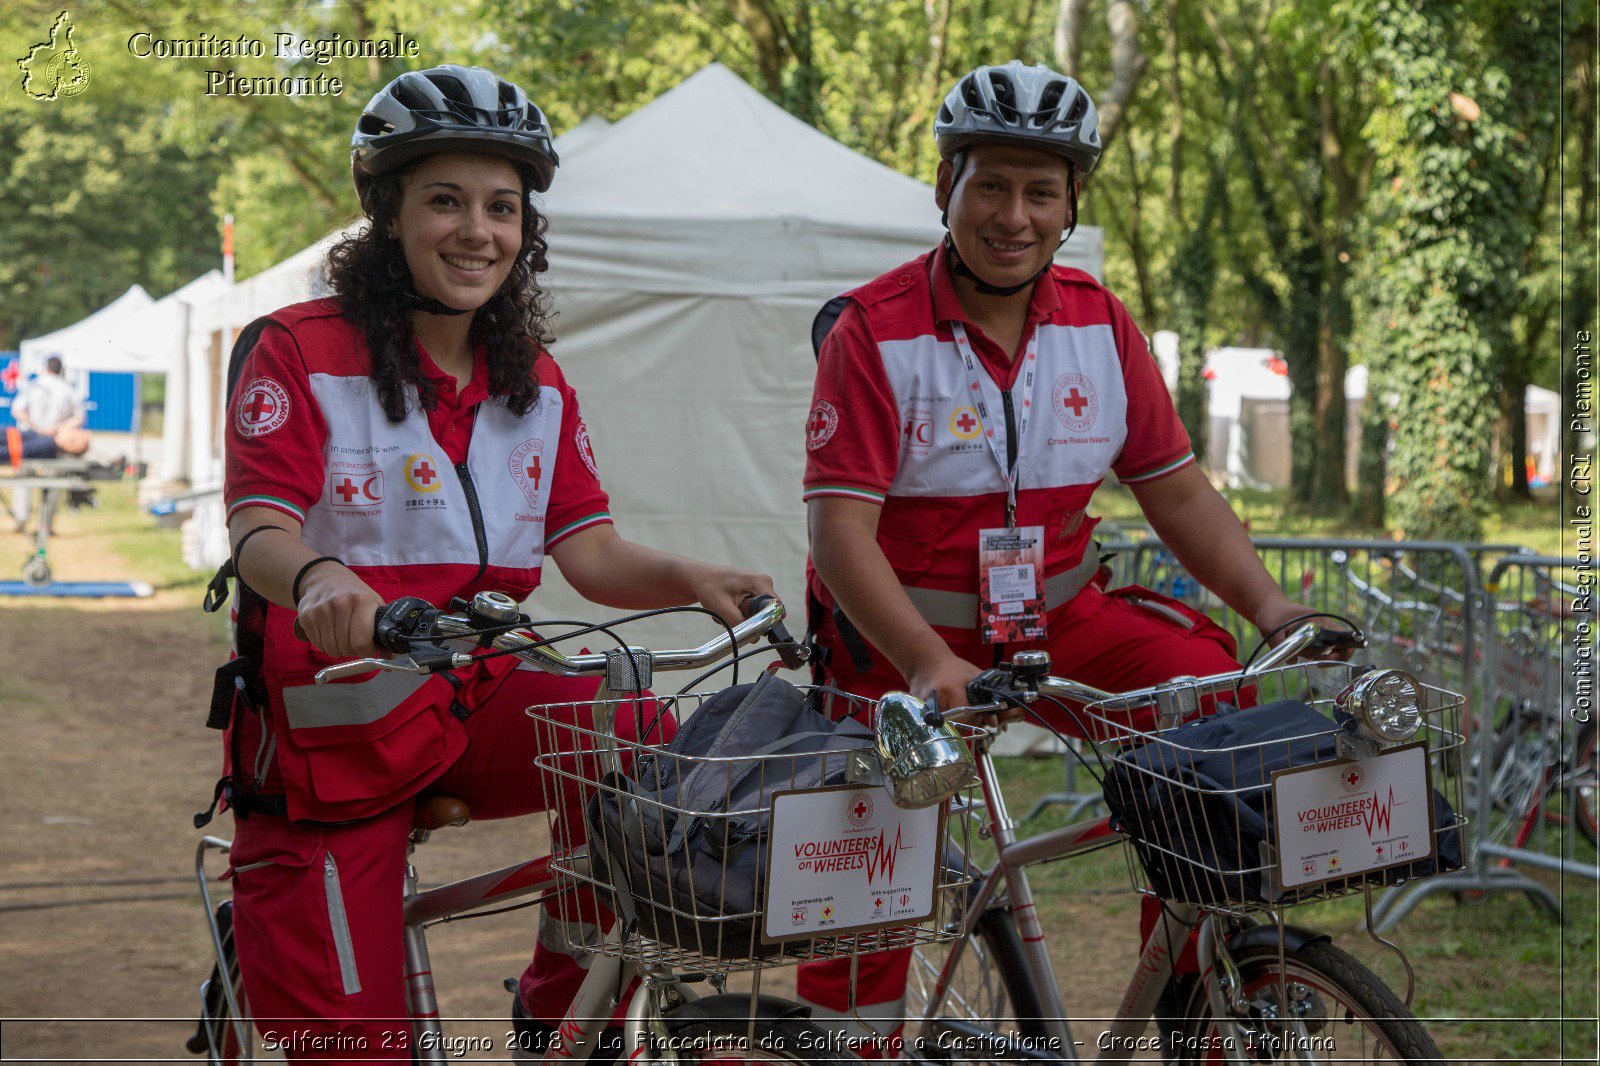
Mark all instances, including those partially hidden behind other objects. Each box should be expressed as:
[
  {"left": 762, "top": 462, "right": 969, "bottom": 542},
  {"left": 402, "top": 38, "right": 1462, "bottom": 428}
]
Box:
[{"left": 951, "top": 321, "right": 1039, "bottom": 527}]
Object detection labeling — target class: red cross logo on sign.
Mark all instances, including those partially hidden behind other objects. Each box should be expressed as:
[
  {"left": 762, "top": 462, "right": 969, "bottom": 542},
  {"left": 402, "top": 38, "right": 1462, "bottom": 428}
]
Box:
[
  {"left": 846, "top": 792, "right": 874, "bottom": 828},
  {"left": 1, "top": 358, "right": 20, "bottom": 392},
  {"left": 235, "top": 378, "right": 290, "bottom": 438},
  {"left": 1341, "top": 765, "right": 1365, "bottom": 793}
]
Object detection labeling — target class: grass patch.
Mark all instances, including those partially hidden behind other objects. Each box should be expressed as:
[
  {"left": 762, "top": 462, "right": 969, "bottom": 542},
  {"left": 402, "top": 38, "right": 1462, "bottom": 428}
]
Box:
[{"left": 73, "top": 481, "right": 210, "bottom": 592}]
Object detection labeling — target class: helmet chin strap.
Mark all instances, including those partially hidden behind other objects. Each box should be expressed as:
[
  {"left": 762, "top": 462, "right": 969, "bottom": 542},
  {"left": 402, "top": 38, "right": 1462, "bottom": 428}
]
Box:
[{"left": 405, "top": 292, "right": 473, "bottom": 316}]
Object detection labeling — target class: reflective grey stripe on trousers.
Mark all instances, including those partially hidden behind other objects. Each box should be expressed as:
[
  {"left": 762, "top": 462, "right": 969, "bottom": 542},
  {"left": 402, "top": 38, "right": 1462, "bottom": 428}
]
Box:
[
  {"left": 901, "top": 552, "right": 1100, "bottom": 630},
  {"left": 282, "top": 669, "right": 432, "bottom": 731}
]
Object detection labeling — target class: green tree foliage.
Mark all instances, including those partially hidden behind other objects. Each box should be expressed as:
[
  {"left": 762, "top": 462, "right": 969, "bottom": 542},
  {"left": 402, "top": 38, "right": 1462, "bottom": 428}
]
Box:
[{"left": 1353, "top": 0, "right": 1545, "bottom": 540}]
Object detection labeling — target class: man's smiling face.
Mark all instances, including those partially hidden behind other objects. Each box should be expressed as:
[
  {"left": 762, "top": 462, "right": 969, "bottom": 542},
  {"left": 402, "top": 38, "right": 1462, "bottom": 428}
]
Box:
[{"left": 936, "top": 143, "right": 1075, "bottom": 293}]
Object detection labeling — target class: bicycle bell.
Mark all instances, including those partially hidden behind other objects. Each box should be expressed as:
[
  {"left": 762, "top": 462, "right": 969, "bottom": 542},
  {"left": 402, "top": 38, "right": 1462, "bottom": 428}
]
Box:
[{"left": 874, "top": 692, "right": 977, "bottom": 809}]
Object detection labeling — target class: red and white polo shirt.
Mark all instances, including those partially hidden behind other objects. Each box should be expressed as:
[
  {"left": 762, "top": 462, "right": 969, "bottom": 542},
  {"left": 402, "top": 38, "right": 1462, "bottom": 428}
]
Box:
[{"left": 803, "top": 245, "right": 1192, "bottom": 612}]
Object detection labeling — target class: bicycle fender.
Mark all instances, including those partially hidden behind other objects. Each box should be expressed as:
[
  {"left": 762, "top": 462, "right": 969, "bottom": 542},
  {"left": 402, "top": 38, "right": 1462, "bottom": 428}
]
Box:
[
  {"left": 1224, "top": 922, "right": 1332, "bottom": 957},
  {"left": 666, "top": 993, "right": 811, "bottom": 1021}
]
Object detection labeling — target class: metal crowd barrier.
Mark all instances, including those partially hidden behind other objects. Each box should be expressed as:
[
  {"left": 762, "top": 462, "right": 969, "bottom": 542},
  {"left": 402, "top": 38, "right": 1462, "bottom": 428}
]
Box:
[
  {"left": 1026, "top": 534, "right": 1584, "bottom": 930},
  {"left": 1470, "top": 554, "right": 1598, "bottom": 888}
]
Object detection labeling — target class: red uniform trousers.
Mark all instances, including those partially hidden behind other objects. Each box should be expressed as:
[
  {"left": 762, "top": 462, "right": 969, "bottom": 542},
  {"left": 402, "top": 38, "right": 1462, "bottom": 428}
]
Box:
[
  {"left": 229, "top": 665, "right": 674, "bottom": 1062},
  {"left": 796, "top": 578, "right": 1241, "bottom": 1057}
]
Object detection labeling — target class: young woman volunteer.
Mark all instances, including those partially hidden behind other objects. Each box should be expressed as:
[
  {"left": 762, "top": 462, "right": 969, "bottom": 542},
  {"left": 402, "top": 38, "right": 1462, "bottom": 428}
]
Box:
[{"left": 217, "top": 65, "right": 772, "bottom": 1058}]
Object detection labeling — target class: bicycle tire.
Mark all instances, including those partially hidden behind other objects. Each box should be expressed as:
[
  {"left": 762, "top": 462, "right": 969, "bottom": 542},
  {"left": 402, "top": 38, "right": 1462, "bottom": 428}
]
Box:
[
  {"left": 658, "top": 1013, "right": 864, "bottom": 1065},
  {"left": 1574, "top": 718, "right": 1598, "bottom": 849},
  {"left": 1161, "top": 940, "right": 1443, "bottom": 1064},
  {"left": 905, "top": 906, "right": 1050, "bottom": 1064}
]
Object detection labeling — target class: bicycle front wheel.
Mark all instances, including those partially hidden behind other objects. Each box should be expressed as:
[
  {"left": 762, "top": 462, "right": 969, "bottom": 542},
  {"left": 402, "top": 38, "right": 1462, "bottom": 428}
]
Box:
[{"left": 1163, "top": 940, "right": 1443, "bottom": 1064}]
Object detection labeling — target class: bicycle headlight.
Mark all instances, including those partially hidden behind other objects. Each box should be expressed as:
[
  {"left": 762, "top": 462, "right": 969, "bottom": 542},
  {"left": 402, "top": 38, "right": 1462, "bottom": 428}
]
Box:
[
  {"left": 1337, "top": 669, "right": 1424, "bottom": 743},
  {"left": 874, "top": 692, "right": 977, "bottom": 809}
]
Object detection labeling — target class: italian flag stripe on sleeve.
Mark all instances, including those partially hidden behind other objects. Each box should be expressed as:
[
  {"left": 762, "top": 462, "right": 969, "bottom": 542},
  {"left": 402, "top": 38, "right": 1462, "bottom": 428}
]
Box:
[
  {"left": 547, "top": 511, "right": 613, "bottom": 548},
  {"left": 1120, "top": 452, "right": 1196, "bottom": 484},
  {"left": 227, "top": 494, "right": 307, "bottom": 522},
  {"left": 802, "top": 485, "right": 887, "bottom": 504}
]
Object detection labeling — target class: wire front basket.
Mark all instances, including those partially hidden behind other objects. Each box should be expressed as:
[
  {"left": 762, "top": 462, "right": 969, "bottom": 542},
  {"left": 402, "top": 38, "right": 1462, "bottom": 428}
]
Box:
[
  {"left": 1084, "top": 661, "right": 1467, "bottom": 917},
  {"left": 527, "top": 691, "right": 979, "bottom": 974}
]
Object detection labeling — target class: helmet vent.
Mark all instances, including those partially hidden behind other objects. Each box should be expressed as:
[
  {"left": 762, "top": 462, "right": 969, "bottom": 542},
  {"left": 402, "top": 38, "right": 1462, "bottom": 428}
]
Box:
[
  {"left": 937, "top": 102, "right": 953, "bottom": 125},
  {"left": 960, "top": 76, "right": 984, "bottom": 111},
  {"left": 1064, "top": 93, "right": 1087, "bottom": 124},
  {"left": 357, "top": 114, "right": 393, "bottom": 136},
  {"left": 1036, "top": 82, "right": 1065, "bottom": 123},
  {"left": 391, "top": 80, "right": 432, "bottom": 113},
  {"left": 987, "top": 71, "right": 1019, "bottom": 122}
]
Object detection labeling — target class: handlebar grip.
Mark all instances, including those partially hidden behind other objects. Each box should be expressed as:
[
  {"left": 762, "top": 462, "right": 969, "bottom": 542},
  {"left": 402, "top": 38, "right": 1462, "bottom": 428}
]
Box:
[
  {"left": 1310, "top": 625, "right": 1365, "bottom": 651},
  {"left": 742, "top": 594, "right": 811, "bottom": 671}
]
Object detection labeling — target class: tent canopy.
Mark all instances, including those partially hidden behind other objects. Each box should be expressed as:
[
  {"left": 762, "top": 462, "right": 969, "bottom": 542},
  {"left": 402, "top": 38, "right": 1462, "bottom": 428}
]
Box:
[
  {"left": 20, "top": 285, "right": 155, "bottom": 374},
  {"left": 542, "top": 63, "right": 1101, "bottom": 295}
]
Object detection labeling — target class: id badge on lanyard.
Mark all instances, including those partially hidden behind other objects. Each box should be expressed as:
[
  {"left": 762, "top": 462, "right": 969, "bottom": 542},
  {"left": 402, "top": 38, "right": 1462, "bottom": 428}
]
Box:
[{"left": 952, "top": 323, "right": 1048, "bottom": 644}]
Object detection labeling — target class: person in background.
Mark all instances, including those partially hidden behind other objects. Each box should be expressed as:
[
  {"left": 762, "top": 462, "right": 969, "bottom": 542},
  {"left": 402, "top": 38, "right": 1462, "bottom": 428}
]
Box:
[{"left": 12, "top": 356, "right": 83, "bottom": 436}]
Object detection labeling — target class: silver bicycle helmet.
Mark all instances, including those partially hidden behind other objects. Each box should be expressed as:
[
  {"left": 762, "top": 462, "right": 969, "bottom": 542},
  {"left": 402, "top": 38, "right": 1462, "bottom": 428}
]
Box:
[
  {"left": 352, "top": 65, "right": 558, "bottom": 194},
  {"left": 935, "top": 61, "right": 1101, "bottom": 175}
]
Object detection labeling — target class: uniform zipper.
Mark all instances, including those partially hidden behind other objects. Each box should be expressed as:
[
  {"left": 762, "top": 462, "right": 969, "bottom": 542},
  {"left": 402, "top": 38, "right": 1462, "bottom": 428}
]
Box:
[{"left": 455, "top": 460, "right": 489, "bottom": 579}]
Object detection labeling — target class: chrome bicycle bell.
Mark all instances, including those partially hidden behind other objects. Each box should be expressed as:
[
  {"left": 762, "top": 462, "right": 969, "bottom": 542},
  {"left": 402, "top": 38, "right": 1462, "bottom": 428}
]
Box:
[{"left": 873, "top": 692, "right": 977, "bottom": 810}]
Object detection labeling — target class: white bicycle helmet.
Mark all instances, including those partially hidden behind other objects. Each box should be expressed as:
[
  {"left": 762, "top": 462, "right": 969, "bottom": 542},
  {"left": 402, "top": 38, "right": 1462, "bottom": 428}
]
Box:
[
  {"left": 935, "top": 60, "right": 1102, "bottom": 175},
  {"left": 352, "top": 65, "right": 558, "bottom": 194}
]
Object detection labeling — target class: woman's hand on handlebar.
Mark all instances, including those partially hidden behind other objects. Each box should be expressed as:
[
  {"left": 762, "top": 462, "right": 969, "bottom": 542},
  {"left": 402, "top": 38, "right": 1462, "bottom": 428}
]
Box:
[
  {"left": 295, "top": 566, "right": 387, "bottom": 660},
  {"left": 688, "top": 563, "right": 777, "bottom": 627}
]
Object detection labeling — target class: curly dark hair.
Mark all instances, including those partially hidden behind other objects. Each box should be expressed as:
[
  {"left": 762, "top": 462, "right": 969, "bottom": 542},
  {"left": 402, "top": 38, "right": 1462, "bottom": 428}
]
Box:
[{"left": 324, "top": 161, "right": 554, "bottom": 422}]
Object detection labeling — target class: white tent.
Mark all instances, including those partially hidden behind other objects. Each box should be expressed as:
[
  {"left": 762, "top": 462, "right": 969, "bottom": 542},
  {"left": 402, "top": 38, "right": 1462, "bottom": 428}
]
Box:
[
  {"left": 19, "top": 285, "right": 155, "bottom": 375},
  {"left": 175, "top": 64, "right": 1107, "bottom": 656}
]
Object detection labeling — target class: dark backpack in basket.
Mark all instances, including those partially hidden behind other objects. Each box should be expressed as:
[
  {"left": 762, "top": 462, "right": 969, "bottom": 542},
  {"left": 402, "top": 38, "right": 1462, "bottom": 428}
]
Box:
[
  {"left": 584, "top": 673, "right": 874, "bottom": 960},
  {"left": 1102, "top": 698, "right": 1463, "bottom": 907}
]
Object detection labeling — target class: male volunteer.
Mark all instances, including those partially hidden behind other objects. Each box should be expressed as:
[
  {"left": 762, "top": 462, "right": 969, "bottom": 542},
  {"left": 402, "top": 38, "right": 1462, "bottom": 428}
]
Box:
[
  {"left": 797, "top": 61, "right": 1321, "bottom": 1054},
  {"left": 12, "top": 357, "right": 83, "bottom": 437}
]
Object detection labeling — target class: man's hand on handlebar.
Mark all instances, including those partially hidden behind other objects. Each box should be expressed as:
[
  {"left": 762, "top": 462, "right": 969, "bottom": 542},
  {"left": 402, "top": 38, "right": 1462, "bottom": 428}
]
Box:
[
  {"left": 682, "top": 563, "right": 777, "bottom": 627},
  {"left": 295, "top": 567, "right": 386, "bottom": 659},
  {"left": 1255, "top": 598, "right": 1360, "bottom": 662},
  {"left": 906, "top": 654, "right": 994, "bottom": 724}
]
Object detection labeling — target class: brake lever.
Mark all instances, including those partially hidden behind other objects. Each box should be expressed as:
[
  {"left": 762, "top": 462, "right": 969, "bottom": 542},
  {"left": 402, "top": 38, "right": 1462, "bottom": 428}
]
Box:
[{"left": 313, "top": 647, "right": 472, "bottom": 685}]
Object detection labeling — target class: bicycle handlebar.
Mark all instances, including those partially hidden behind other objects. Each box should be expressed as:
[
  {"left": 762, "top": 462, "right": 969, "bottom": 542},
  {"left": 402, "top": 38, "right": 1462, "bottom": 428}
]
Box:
[
  {"left": 312, "top": 593, "right": 802, "bottom": 685},
  {"left": 952, "top": 622, "right": 1350, "bottom": 721}
]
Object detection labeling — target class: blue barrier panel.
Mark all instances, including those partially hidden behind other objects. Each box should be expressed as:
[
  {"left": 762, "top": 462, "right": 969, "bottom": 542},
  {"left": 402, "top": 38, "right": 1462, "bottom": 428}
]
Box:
[
  {"left": 0, "top": 352, "right": 19, "bottom": 428},
  {"left": 84, "top": 370, "right": 137, "bottom": 432}
]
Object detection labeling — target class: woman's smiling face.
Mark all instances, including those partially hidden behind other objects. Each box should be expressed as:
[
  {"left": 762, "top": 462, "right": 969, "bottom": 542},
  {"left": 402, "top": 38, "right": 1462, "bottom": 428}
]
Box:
[{"left": 392, "top": 152, "right": 524, "bottom": 311}]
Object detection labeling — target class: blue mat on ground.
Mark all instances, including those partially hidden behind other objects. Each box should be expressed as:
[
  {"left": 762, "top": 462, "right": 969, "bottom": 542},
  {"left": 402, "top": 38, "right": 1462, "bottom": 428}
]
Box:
[{"left": 0, "top": 581, "right": 154, "bottom": 598}]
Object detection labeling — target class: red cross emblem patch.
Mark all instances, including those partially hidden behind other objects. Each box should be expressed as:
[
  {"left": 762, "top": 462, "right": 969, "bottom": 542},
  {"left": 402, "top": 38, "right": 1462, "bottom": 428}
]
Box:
[
  {"left": 509, "top": 438, "right": 546, "bottom": 510},
  {"left": 235, "top": 378, "right": 290, "bottom": 438},
  {"left": 0, "top": 357, "right": 20, "bottom": 393},
  {"left": 806, "top": 400, "right": 839, "bottom": 452},
  {"left": 1050, "top": 372, "right": 1098, "bottom": 432},
  {"left": 403, "top": 453, "right": 441, "bottom": 494},
  {"left": 329, "top": 471, "right": 383, "bottom": 509}
]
